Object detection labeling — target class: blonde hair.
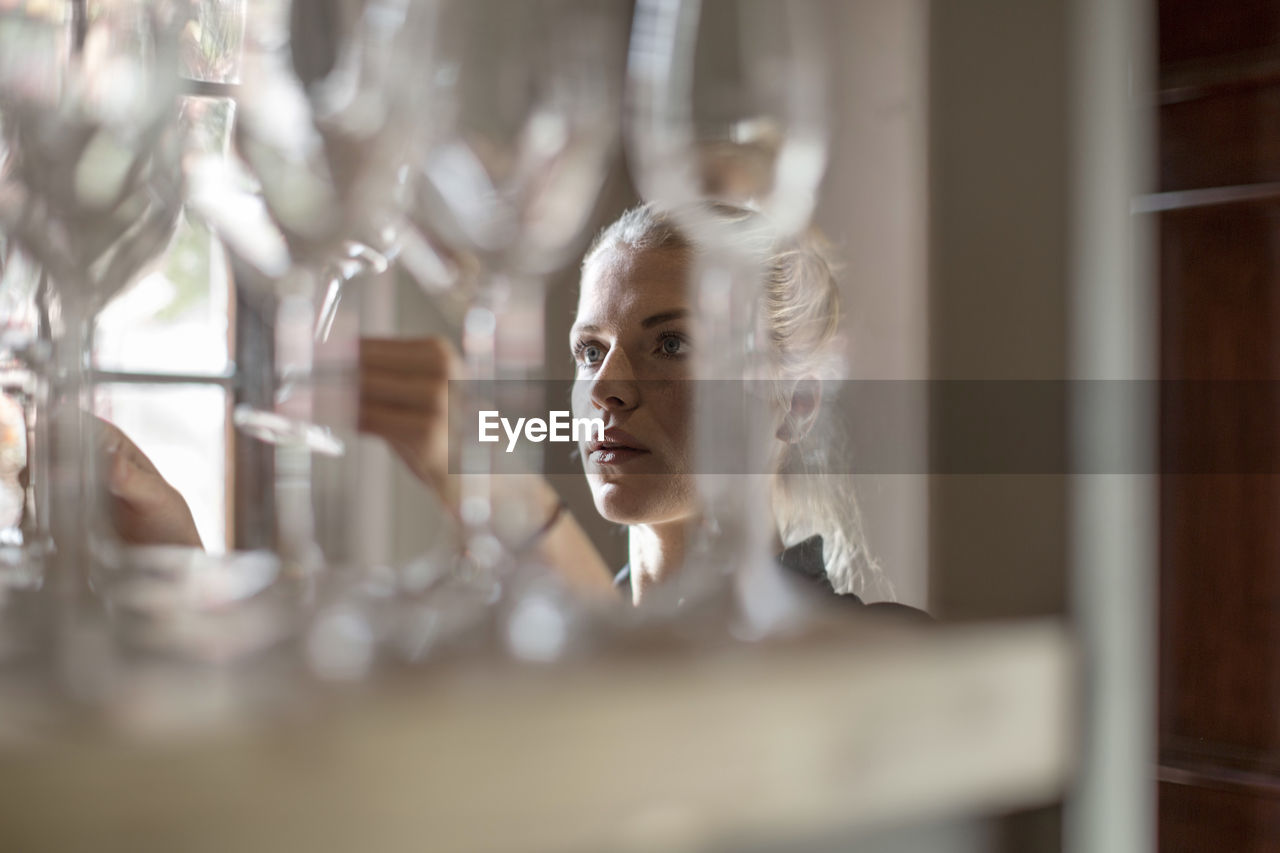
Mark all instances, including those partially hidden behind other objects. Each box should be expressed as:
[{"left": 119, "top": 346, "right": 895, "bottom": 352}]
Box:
[{"left": 582, "top": 203, "right": 892, "bottom": 600}]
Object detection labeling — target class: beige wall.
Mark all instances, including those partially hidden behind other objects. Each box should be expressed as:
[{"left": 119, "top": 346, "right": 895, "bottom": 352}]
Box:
[
  {"left": 813, "top": 0, "right": 930, "bottom": 606},
  {"left": 927, "top": 0, "right": 1072, "bottom": 621}
]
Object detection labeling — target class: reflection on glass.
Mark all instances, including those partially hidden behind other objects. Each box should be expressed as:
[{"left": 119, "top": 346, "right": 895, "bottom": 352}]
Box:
[
  {"left": 0, "top": 0, "right": 187, "bottom": 593},
  {"left": 404, "top": 0, "right": 626, "bottom": 580},
  {"left": 96, "top": 95, "right": 234, "bottom": 376},
  {"left": 0, "top": 392, "right": 24, "bottom": 535},
  {"left": 175, "top": 0, "right": 247, "bottom": 85},
  {"left": 628, "top": 0, "right": 828, "bottom": 235},
  {"left": 0, "top": 238, "right": 39, "bottom": 548},
  {"left": 94, "top": 217, "right": 232, "bottom": 375}
]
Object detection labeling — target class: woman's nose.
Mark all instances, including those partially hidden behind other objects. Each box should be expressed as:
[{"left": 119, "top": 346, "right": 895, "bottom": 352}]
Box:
[{"left": 590, "top": 348, "right": 638, "bottom": 412}]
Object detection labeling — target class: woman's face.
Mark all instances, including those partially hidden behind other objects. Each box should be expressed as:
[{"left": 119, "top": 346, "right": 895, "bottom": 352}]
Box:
[{"left": 571, "top": 246, "right": 696, "bottom": 526}]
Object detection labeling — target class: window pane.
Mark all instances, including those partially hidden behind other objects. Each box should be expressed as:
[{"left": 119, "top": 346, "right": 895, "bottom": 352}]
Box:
[
  {"left": 94, "top": 97, "right": 235, "bottom": 375},
  {"left": 94, "top": 383, "right": 229, "bottom": 554}
]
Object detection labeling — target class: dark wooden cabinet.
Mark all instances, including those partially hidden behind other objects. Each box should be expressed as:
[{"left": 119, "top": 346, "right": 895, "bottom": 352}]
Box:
[
  {"left": 1158, "top": 2, "right": 1280, "bottom": 847},
  {"left": 1159, "top": 1, "right": 1280, "bottom": 65}
]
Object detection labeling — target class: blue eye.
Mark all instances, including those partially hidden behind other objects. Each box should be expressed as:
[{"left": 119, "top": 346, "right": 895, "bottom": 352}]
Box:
[
  {"left": 575, "top": 341, "right": 605, "bottom": 366},
  {"left": 659, "top": 333, "right": 687, "bottom": 357}
]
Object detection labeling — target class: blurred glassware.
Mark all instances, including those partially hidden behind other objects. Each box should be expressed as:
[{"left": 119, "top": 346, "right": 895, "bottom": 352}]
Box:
[
  {"left": 627, "top": 0, "right": 829, "bottom": 237},
  {"left": 0, "top": 0, "right": 187, "bottom": 595},
  {"left": 401, "top": 0, "right": 626, "bottom": 593},
  {"left": 0, "top": 237, "right": 44, "bottom": 596},
  {"left": 0, "top": 89, "right": 50, "bottom": 669},
  {"left": 96, "top": 545, "right": 292, "bottom": 663},
  {"left": 93, "top": 94, "right": 239, "bottom": 560},
  {"left": 182, "top": 0, "right": 420, "bottom": 576},
  {"left": 406, "top": 0, "right": 626, "bottom": 278},
  {"left": 176, "top": 0, "right": 247, "bottom": 85},
  {"left": 626, "top": 0, "right": 830, "bottom": 633}
]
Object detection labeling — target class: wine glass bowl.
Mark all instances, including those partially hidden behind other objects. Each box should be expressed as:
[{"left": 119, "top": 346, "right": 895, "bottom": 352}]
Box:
[
  {"left": 0, "top": 0, "right": 187, "bottom": 313},
  {"left": 627, "top": 0, "right": 828, "bottom": 240},
  {"left": 406, "top": 0, "right": 627, "bottom": 278}
]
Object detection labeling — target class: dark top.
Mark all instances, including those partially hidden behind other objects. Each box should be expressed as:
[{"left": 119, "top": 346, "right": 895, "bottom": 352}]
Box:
[{"left": 614, "top": 535, "right": 930, "bottom": 620}]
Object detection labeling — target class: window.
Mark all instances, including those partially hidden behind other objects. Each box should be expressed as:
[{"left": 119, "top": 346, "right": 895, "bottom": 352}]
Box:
[
  {"left": 93, "top": 95, "right": 238, "bottom": 552},
  {"left": 91, "top": 0, "right": 252, "bottom": 552}
]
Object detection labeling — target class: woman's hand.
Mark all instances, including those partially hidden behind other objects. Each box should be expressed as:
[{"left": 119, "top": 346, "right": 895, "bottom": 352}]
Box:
[
  {"left": 357, "top": 336, "right": 462, "bottom": 511},
  {"left": 95, "top": 418, "right": 203, "bottom": 549}
]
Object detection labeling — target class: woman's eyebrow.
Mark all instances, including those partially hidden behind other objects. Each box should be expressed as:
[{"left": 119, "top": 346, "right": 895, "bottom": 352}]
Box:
[{"left": 641, "top": 309, "right": 689, "bottom": 328}]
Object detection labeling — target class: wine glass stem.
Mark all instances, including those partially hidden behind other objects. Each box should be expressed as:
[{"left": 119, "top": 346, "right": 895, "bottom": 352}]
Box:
[
  {"left": 692, "top": 246, "right": 773, "bottom": 580},
  {"left": 459, "top": 271, "right": 546, "bottom": 566},
  {"left": 47, "top": 294, "right": 92, "bottom": 597},
  {"left": 275, "top": 278, "right": 321, "bottom": 577}
]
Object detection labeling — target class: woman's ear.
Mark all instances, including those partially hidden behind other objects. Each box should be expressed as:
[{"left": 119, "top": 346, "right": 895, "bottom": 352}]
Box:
[{"left": 775, "top": 378, "right": 821, "bottom": 443}]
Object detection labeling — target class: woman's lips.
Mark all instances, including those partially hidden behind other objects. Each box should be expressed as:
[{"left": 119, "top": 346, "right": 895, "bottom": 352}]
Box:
[
  {"left": 589, "top": 429, "right": 650, "bottom": 465},
  {"left": 590, "top": 446, "right": 650, "bottom": 465}
]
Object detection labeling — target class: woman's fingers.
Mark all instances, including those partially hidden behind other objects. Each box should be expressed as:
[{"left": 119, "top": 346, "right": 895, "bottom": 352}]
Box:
[
  {"left": 357, "top": 371, "right": 449, "bottom": 413},
  {"left": 94, "top": 416, "right": 161, "bottom": 476},
  {"left": 356, "top": 400, "right": 446, "bottom": 440},
  {"left": 358, "top": 337, "right": 460, "bottom": 377},
  {"left": 108, "top": 461, "right": 203, "bottom": 549},
  {"left": 94, "top": 417, "right": 203, "bottom": 549},
  {"left": 357, "top": 336, "right": 461, "bottom": 502}
]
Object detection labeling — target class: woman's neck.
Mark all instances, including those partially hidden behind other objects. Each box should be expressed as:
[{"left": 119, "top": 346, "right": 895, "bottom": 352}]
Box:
[
  {"left": 628, "top": 520, "right": 688, "bottom": 605},
  {"left": 627, "top": 516, "right": 788, "bottom": 605}
]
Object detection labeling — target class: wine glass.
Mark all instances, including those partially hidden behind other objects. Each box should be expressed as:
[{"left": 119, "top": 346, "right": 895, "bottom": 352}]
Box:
[
  {"left": 628, "top": 0, "right": 828, "bottom": 236},
  {"left": 0, "top": 2, "right": 219, "bottom": 707},
  {"left": 401, "top": 0, "right": 627, "bottom": 578},
  {"left": 626, "top": 0, "right": 831, "bottom": 631},
  {"left": 182, "top": 0, "right": 421, "bottom": 577},
  {"left": 0, "top": 0, "right": 187, "bottom": 596}
]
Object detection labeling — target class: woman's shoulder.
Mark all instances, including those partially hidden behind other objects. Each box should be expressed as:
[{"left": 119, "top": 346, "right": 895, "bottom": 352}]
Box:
[
  {"left": 614, "top": 537, "right": 930, "bottom": 620},
  {"left": 780, "top": 536, "right": 931, "bottom": 620}
]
